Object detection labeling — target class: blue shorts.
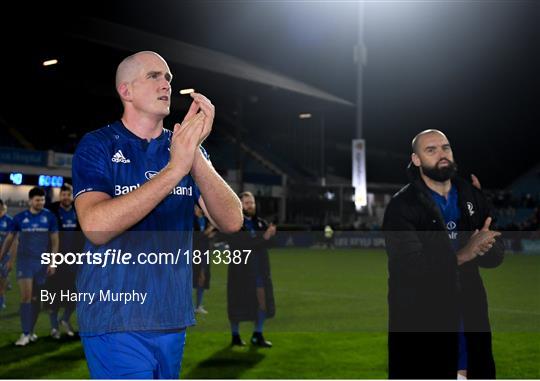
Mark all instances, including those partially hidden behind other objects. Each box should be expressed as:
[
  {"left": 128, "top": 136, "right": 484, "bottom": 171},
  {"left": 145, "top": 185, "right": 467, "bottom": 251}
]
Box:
[
  {"left": 16, "top": 259, "right": 48, "bottom": 285},
  {"left": 81, "top": 330, "right": 186, "bottom": 379}
]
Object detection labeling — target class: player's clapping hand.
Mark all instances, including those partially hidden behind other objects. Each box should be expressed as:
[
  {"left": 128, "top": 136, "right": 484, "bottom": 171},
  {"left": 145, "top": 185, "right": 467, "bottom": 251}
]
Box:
[
  {"left": 190, "top": 93, "right": 214, "bottom": 145},
  {"left": 467, "top": 217, "right": 501, "bottom": 257},
  {"left": 263, "top": 223, "right": 277, "bottom": 240},
  {"left": 169, "top": 112, "right": 205, "bottom": 177}
]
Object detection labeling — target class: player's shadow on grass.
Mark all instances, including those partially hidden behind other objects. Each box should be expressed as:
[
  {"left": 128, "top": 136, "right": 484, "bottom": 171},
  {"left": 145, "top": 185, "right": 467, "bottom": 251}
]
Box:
[
  {"left": 184, "top": 345, "right": 266, "bottom": 379},
  {"left": 0, "top": 335, "right": 82, "bottom": 367},
  {"left": 0, "top": 342, "right": 86, "bottom": 378}
]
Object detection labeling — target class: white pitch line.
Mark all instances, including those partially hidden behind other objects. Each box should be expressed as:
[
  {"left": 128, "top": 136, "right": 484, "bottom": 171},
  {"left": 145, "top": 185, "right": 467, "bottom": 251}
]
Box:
[{"left": 491, "top": 307, "right": 540, "bottom": 316}]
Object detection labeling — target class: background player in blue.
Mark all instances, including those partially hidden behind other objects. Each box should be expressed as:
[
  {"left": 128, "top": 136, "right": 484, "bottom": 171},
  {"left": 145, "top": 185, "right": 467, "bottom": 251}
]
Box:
[
  {"left": 47, "top": 183, "right": 81, "bottom": 338},
  {"left": 0, "top": 187, "right": 59, "bottom": 346},
  {"left": 72, "top": 51, "right": 243, "bottom": 379},
  {"left": 192, "top": 204, "right": 215, "bottom": 315},
  {"left": 0, "top": 199, "right": 16, "bottom": 310}
]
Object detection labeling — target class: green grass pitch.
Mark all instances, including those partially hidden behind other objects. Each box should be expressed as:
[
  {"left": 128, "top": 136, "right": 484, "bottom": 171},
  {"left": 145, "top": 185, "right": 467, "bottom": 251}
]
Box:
[{"left": 0, "top": 249, "right": 538, "bottom": 378}]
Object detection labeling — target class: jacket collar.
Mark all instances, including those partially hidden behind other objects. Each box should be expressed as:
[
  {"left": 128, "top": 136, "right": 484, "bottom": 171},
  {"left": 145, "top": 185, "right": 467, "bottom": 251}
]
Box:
[{"left": 406, "top": 162, "right": 475, "bottom": 229}]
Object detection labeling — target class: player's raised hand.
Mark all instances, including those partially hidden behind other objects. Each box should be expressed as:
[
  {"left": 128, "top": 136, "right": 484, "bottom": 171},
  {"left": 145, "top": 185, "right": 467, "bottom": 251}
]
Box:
[
  {"left": 466, "top": 217, "right": 501, "bottom": 257},
  {"left": 190, "top": 93, "right": 214, "bottom": 145},
  {"left": 169, "top": 112, "right": 205, "bottom": 177},
  {"left": 481, "top": 217, "right": 492, "bottom": 231},
  {"left": 182, "top": 100, "right": 200, "bottom": 123},
  {"left": 471, "top": 174, "right": 482, "bottom": 190},
  {"left": 263, "top": 223, "right": 277, "bottom": 240}
]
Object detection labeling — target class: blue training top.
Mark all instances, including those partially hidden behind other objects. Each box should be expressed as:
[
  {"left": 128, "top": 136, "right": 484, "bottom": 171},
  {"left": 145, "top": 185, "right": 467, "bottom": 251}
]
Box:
[
  {"left": 12, "top": 209, "right": 58, "bottom": 259},
  {"left": 72, "top": 120, "right": 204, "bottom": 335}
]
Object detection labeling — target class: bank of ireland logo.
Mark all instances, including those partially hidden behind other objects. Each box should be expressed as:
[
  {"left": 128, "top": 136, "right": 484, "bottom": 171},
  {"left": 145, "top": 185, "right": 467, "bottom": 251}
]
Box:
[
  {"left": 446, "top": 221, "right": 457, "bottom": 230},
  {"left": 145, "top": 171, "right": 159, "bottom": 180},
  {"left": 467, "top": 202, "right": 475, "bottom": 216}
]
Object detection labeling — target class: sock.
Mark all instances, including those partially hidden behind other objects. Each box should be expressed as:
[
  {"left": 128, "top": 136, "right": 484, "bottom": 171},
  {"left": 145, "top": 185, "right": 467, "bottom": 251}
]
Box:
[
  {"left": 196, "top": 287, "right": 204, "bottom": 308},
  {"left": 254, "top": 309, "right": 266, "bottom": 333},
  {"left": 49, "top": 309, "right": 59, "bottom": 330},
  {"left": 0, "top": 295, "right": 4, "bottom": 307},
  {"left": 231, "top": 321, "right": 240, "bottom": 335},
  {"left": 30, "top": 298, "right": 41, "bottom": 332},
  {"left": 62, "top": 306, "right": 75, "bottom": 322},
  {"left": 20, "top": 303, "right": 32, "bottom": 335}
]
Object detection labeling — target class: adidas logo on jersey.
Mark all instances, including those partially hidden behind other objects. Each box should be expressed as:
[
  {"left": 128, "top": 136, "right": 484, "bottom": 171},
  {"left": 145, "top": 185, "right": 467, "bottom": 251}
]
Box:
[{"left": 111, "top": 150, "right": 131, "bottom": 163}]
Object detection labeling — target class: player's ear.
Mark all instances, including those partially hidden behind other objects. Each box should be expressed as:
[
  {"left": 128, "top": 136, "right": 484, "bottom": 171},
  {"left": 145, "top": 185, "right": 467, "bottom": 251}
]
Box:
[
  {"left": 411, "top": 152, "right": 421, "bottom": 167},
  {"left": 117, "top": 82, "right": 132, "bottom": 102}
]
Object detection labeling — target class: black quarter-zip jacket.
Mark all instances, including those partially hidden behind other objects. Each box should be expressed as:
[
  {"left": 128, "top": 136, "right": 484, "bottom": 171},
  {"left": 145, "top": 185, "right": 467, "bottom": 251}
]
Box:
[{"left": 383, "top": 165, "right": 504, "bottom": 379}]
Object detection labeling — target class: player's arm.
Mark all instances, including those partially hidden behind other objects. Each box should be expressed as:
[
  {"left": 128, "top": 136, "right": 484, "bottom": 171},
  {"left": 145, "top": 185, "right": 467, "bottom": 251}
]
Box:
[
  {"left": 383, "top": 199, "right": 432, "bottom": 274},
  {"left": 188, "top": 93, "right": 242, "bottom": 234},
  {"left": 195, "top": 158, "right": 242, "bottom": 234},
  {"left": 9, "top": 234, "right": 18, "bottom": 258},
  {"left": 50, "top": 232, "right": 59, "bottom": 253},
  {"left": 0, "top": 232, "right": 16, "bottom": 261},
  {"left": 1, "top": 232, "right": 18, "bottom": 271},
  {"left": 76, "top": 113, "right": 206, "bottom": 245},
  {"left": 48, "top": 232, "right": 59, "bottom": 275}
]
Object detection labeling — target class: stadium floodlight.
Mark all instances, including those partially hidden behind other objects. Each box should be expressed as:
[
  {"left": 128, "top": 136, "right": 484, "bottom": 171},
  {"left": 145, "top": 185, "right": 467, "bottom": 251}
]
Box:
[
  {"left": 179, "top": 88, "right": 195, "bottom": 95},
  {"left": 42, "top": 59, "right": 58, "bottom": 67},
  {"left": 298, "top": 113, "right": 312, "bottom": 119}
]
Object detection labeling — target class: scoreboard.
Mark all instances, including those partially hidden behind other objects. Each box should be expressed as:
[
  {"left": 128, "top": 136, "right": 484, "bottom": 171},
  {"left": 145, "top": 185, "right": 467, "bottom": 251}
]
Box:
[{"left": 0, "top": 172, "right": 67, "bottom": 187}]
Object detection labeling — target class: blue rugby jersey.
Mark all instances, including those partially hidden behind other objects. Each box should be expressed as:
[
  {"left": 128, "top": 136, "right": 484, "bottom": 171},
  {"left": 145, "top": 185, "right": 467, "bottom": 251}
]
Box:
[
  {"left": 12, "top": 209, "right": 58, "bottom": 259},
  {"left": 72, "top": 121, "right": 203, "bottom": 335},
  {"left": 429, "top": 185, "right": 460, "bottom": 251},
  {"left": 57, "top": 206, "right": 77, "bottom": 231}
]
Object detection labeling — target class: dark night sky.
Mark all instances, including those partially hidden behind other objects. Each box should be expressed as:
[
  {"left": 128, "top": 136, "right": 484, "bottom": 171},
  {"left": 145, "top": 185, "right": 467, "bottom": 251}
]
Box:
[{"left": 1, "top": 1, "right": 538, "bottom": 188}]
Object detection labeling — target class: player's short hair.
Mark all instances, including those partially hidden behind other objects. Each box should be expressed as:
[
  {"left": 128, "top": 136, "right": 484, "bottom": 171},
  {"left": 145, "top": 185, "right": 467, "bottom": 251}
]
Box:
[
  {"left": 61, "top": 183, "right": 73, "bottom": 193},
  {"left": 239, "top": 191, "right": 254, "bottom": 200},
  {"left": 29, "top": 187, "right": 45, "bottom": 199}
]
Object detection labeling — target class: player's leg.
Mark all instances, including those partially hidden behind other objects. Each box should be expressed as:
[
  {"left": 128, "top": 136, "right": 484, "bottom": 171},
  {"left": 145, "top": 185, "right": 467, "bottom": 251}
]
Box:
[
  {"left": 15, "top": 276, "right": 33, "bottom": 346},
  {"left": 0, "top": 256, "right": 10, "bottom": 309},
  {"left": 49, "top": 305, "right": 61, "bottom": 339},
  {"left": 251, "top": 283, "right": 272, "bottom": 348},
  {"left": 154, "top": 330, "right": 187, "bottom": 379},
  {"left": 59, "top": 265, "right": 76, "bottom": 336},
  {"left": 81, "top": 332, "right": 156, "bottom": 379},
  {"left": 59, "top": 304, "right": 76, "bottom": 336},
  {"left": 29, "top": 267, "right": 49, "bottom": 338},
  {"left": 0, "top": 273, "right": 7, "bottom": 309},
  {"left": 230, "top": 320, "right": 245, "bottom": 346}
]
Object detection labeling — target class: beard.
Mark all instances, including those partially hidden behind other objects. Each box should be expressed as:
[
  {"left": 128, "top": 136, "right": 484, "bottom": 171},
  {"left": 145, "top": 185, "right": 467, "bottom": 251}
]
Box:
[
  {"left": 243, "top": 208, "right": 256, "bottom": 217},
  {"left": 421, "top": 159, "right": 458, "bottom": 182}
]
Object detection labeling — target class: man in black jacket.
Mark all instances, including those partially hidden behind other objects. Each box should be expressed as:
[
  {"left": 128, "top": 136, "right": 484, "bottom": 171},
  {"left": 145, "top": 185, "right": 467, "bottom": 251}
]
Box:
[
  {"left": 383, "top": 129, "right": 504, "bottom": 379},
  {"left": 227, "top": 191, "right": 276, "bottom": 348}
]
